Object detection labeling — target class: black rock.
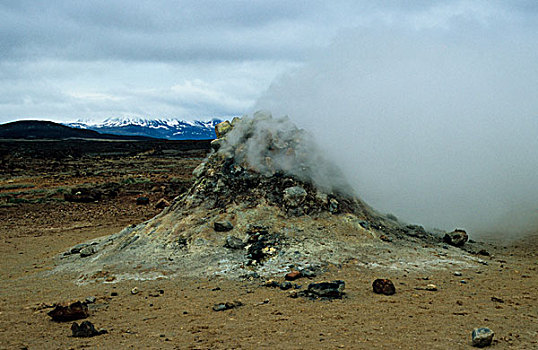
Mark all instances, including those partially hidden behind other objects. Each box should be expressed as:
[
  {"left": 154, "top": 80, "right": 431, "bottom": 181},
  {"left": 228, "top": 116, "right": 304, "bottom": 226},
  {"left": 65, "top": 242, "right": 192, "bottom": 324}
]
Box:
[
  {"left": 372, "top": 279, "right": 396, "bottom": 295},
  {"left": 444, "top": 229, "right": 468, "bottom": 247},
  {"left": 212, "top": 301, "right": 243, "bottom": 312},
  {"left": 471, "top": 327, "right": 494, "bottom": 347},
  {"left": 306, "top": 280, "right": 345, "bottom": 299},
  {"left": 279, "top": 281, "right": 293, "bottom": 290},
  {"left": 71, "top": 321, "right": 107, "bottom": 337},
  {"left": 214, "top": 220, "right": 234, "bottom": 232},
  {"left": 136, "top": 196, "right": 150, "bottom": 205}
]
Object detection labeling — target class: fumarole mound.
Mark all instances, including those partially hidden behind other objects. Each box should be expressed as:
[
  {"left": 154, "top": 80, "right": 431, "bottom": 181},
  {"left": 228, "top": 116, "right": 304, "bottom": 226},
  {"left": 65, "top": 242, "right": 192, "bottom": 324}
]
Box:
[{"left": 57, "top": 113, "right": 480, "bottom": 283}]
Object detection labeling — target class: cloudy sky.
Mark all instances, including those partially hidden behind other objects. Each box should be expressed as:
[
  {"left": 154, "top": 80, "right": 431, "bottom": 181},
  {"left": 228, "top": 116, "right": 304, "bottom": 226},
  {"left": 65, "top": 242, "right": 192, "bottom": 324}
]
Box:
[{"left": 1, "top": 0, "right": 535, "bottom": 123}]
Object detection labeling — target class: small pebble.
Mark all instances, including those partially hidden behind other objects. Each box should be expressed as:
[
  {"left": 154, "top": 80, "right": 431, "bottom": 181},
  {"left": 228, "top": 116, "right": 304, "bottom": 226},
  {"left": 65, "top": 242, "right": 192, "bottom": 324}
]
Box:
[{"left": 454, "top": 271, "right": 462, "bottom": 276}]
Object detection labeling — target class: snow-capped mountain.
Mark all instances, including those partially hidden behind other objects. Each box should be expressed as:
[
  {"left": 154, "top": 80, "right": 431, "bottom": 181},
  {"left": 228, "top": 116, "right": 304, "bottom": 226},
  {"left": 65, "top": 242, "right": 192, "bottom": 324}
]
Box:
[{"left": 65, "top": 117, "right": 226, "bottom": 140}]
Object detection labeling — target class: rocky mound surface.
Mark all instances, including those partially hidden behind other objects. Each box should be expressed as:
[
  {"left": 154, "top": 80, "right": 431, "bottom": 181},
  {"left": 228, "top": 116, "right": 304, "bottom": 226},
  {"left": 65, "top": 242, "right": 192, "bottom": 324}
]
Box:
[{"left": 56, "top": 113, "right": 479, "bottom": 283}]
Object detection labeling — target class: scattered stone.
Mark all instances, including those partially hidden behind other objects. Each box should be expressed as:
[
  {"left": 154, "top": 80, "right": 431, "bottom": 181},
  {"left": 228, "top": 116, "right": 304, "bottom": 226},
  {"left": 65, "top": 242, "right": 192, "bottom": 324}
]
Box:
[
  {"left": 79, "top": 246, "right": 97, "bottom": 258},
  {"left": 155, "top": 198, "right": 170, "bottom": 209},
  {"left": 136, "top": 196, "right": 150, "bottom": 205},
  {"left": 224, "top": 235, "right": 244, "bottom": 249},
  {"left": 283, "top": 186, "right": 307, "bottom": 207},
  {"left": 491, "top": 296, "right": 504, "bottom": 303},
  {"left": 300, "top": 267, "right": 318, "bottom": 278},
  {"left": 47, "top": 301, "right": 89, "bottom": 322},
  {"left": 305, "top": 280, "right": 345, "bottom": 299},
  {"left": 214, "top": 220, "right": 234, "bottom": 232},
  {"left": 85, "top": 296, "right": 96, "bottom": 304},
  {"left": 111, "top": 292, "right": 118, "bottom": 297},
  {"left": 212, "top": 301, "right": 243, "bottom": 312},
  {"left": 372, "top": 279, "right": 396, "bottom": 295},
  {"left": 477, "top": 249, "right": 490, "bottom": 256},
  {"left": 425, "top": 284, "right": 438, "bottom": 291},
  {"left": 460, "top": 280, "right": 467, "bottom": 284},
  {"left": 443, "top": 229, "right": 468, "bottom": 247},
  {"left": 69, "top": 243, "right": 89, "bottom": 254},
  {"left": 472, "top": 327, "right": 494, "bottom": 347},
  {"left": 285, "top": 270, "right": 302, "bottom": 281},
  {"left": 454, "top": 271, "right": 463, "bottom": 276},
  {"left": 264, "top": 279, "right": 279, "bottom": 288},
  {"left": 406, "top": 225, "right": 427, "bottom": 238},
  {"left": 379, "top": 234, "right": 392, "bottom": 242},
  {"left": 131, "top": 287, "right": 139, "bottom": 295},
  {"left": 71, "top": 321, "right": 107, "bottom": 338},
  {"left": 279, "top": 281, "right": 293, "bottom": 290},
  {"left": 414, "top": 284, "right": 438, "bottom": 291}
]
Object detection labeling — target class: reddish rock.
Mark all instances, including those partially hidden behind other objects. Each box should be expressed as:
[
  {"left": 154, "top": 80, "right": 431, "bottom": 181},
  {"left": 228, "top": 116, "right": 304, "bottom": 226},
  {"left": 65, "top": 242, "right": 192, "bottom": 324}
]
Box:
[
  {"left": 285, "top": 270, "right": 302, "bottom": 281},
  {"left": 47, "top": 301, "right": 89, "bottom": 322},
  {"left": 372, "top": 279, "right": 396, "bottom": 295}
]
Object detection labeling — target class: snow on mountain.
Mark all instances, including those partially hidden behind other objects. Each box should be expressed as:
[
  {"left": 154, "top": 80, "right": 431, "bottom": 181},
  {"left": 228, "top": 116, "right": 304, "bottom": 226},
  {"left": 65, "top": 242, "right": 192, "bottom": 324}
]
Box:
[{"left": 64, "top": 117, "right": 227, "bottom": 140}]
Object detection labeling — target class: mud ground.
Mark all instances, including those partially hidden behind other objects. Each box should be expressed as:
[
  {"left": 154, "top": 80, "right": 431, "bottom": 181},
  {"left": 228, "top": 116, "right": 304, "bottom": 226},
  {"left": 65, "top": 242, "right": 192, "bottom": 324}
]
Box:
[{"left": 0, "top": 140, "right": 536, "bottom": 349}]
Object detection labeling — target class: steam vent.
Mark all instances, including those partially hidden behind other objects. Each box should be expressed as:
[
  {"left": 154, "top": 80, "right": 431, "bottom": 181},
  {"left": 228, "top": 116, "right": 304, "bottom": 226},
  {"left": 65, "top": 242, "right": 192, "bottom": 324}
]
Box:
[{"left": 58, "top": 112, "right": 479, "bottom": 282}]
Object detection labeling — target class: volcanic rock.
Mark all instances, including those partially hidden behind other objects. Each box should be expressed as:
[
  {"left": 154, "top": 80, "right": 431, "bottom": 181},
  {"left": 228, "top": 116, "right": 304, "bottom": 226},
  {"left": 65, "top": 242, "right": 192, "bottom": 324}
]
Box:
[
  {"left": 47, "top": 301, "right": 89, "bottom": 322},
  {"left": 79, "top": 246, "right": 97, "bottom": 258},
  {"left": 471, "top": 327, "right": 494, "bottom": 347},
  {"left": 136, "top": 196, "right": 150, "bottom": 205},
  {"left": 71, "top": 321, "right": 107, "bottom": 337},
  {"left": 155, "top": 198, "right": 170, "bottom": 209},
  {"left": 372, "top": 279, "right": 396, "bottom": 295},
  {"left": 212, "top": 300, "right": 243, "bottom": 312},
  {"left": 444, "top": 229, "right": 468, "bottom": 247},
  {"left": 214, "top": 220, "right": 234, "bottom": 232},
  {"left": 305, "top": 280, "right": 345, "bottom": 299}
]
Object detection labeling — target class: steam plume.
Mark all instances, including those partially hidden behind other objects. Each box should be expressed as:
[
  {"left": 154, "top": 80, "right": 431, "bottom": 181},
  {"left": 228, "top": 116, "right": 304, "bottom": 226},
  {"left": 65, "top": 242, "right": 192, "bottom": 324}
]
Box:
[{"left": 255, "top": 24, "right": 538, "bottom": 238}]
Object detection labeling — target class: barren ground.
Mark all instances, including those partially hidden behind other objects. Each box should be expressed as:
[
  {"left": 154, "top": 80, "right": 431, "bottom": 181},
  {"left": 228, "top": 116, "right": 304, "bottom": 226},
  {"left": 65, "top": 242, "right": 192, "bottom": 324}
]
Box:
[{"left": 0, "top": 140, "right": 536, "bottom": 349}]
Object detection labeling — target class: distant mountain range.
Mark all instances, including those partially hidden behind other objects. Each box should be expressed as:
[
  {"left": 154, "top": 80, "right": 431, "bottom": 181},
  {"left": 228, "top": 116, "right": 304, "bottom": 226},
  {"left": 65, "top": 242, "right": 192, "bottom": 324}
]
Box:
[
  {"left": 65, "top": 117, "right": 224, "bottom": 140},
  {"left": 0, "top": 120, "right": 154, "bottom": 140}
]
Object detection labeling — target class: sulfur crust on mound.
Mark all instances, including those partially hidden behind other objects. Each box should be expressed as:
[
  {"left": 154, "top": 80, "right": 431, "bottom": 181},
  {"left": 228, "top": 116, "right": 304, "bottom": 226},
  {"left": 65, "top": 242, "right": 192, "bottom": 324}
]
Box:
[{"left": 55, "top": 113, "right": 479, "bottom": 283}]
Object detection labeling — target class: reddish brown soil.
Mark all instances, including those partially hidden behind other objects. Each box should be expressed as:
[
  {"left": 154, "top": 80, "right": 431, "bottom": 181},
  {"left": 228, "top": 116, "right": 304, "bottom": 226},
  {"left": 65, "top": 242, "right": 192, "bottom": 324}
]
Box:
[{"left": 0, "top": 140, "right": 536, "bottom": 349}]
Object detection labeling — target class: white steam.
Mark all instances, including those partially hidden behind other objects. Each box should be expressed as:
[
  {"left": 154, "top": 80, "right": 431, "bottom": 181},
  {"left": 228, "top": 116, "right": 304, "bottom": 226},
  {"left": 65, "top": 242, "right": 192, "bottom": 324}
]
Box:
[
  {"left": 255, "top": 24, "right": 538, "bottom": 237},
  {"left": 219, "top": 112, "right": 352, "bottom": 194}
]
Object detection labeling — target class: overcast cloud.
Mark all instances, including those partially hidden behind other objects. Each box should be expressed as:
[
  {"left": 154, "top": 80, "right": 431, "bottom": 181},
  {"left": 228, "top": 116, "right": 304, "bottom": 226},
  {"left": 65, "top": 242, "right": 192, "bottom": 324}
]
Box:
[{"left": 3, "top": 1, "right": 534, "bottom": 123}]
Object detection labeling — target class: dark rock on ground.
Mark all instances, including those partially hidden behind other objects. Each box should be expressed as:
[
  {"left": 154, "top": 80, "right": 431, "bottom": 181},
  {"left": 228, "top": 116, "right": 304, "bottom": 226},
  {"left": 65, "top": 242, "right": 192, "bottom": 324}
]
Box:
[
  {"left": 79, "top": 246, "right": 97, "bottom": 257},
  {"left": 155, "top": 198, "right": 170, "bottom": 209},
  {"left": 444, "top": 229, "right": 468, "bottom": 247},
  {"left": 472, "top": 327, "right": 494, "bottom": 347},
  {"left": 304, "top": 280, "right": 345, "bottom": 299},
  {"left": 64, "top": 188, "right": 102, "bottom": 203},
  {"left": 136, "top": 196, "right": 150, "bottom": 205},
  {"left": 263, "top": 280, "right": 279, "bottom": 288},
  {"left": 212, "top": 301, "right": 243, "bottom": 312},
  {"left": 47, "top": 301, "right": 89, "bottom": 322},
  {"left": 71, "top": 321, "right": 107, "bottom": 337},
  {"left": 214, "top": 220, "right": 234, "bottom": 232},
  {"left": 372, "top": 279, "right": 396, "bottom": 295},
  {"left": 279, "top": 281, "right": 293, "bottom": 290}
]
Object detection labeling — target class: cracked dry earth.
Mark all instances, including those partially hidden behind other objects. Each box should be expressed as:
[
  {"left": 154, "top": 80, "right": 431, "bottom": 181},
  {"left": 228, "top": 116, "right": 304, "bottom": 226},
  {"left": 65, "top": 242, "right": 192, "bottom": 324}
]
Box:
[{"left": 1, "top": 141, "right": 537, "bottom": 349}]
